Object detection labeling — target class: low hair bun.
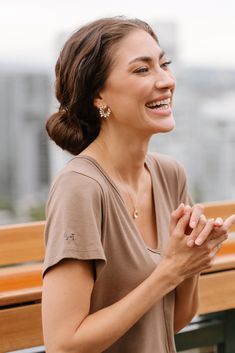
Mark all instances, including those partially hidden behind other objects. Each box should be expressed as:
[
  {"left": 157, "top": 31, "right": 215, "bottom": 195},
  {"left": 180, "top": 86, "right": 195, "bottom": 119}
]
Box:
[{"left": 45, "top": 110, "right": 84, "bottom": 155}]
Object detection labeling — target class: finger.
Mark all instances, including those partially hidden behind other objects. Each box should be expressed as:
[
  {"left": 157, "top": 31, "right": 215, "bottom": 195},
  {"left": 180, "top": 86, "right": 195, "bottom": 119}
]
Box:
[
  {"left": 214, "top": 217, "right": 223, "bottom": 227},
  {"left": 195, "top": 218, "right": 214, "bottom": 246},
  {"left": 170, "top": 203, "right": 185, "bottom": 234},
  {"left": 209, "top": 225, "right": 227, "bottom": 240},
  {"left": 223, "top": 214, "right": 235, "bottom": 231},
  {"left": 211, "top": 214, "right": 235, "bottom": 238},
  {"left": 187, "top": 214, "right": 207, "bottom": 247},
  {"left": 189, "top": 203, "right": 204, "bottom": 229},
  {"left": 173, "top": 205, "right": 192, "bottom": 237}
]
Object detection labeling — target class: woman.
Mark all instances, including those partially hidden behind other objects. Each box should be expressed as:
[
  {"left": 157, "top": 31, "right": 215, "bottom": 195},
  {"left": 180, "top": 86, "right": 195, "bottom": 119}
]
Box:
[{"left": 42, "top": 17, "right": 235, "bottom": 353}]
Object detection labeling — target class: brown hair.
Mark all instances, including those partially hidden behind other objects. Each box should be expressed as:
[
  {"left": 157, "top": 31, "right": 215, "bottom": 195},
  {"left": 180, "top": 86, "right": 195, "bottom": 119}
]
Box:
[{"left": 45, "top": 17, "right": 158, "bottom": 155}]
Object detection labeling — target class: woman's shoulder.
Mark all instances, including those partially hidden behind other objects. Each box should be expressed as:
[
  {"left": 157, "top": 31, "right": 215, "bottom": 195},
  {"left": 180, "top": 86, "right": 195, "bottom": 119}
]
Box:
[{"left": 49, "top": 156, "right": 108, "bottom": 198}]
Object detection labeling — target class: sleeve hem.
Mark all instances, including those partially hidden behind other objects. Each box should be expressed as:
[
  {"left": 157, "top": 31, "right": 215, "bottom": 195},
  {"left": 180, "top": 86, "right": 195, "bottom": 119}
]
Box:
[{"left": 43, "top": 250, "right": 107, "bottom": 277}]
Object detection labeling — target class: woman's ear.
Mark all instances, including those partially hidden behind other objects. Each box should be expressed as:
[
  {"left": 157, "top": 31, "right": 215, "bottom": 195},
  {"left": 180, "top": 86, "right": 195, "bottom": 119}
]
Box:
[
  {"left": 93, "top": 96, "right": 103, "bottom": 109},
  {"left": 94, "top": 98, "right": 109, "bottom": 112},
  {"left": 93, "top": 90, "right": 108, "bottom": 109}
]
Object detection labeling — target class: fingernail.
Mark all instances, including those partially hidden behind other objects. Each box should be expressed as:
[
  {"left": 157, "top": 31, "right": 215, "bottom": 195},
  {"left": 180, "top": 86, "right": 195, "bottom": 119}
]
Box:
[
  {"left": 195, "top": 238, "right": 203, "bottom": 246},
  {"left": 214, "top": 218, "right": 223, "bottom": 226},
  {"left": 178, "top": 203, "right": 184, "bottom": 211},
  {"left": 190, "top": 221, "right": 196, "bottom": 228},
  {"left": 187, "top": 239, "right": 195, "bottom": 247},
  {"left": 184, "top": 206, "right": 191, "bottom": 214}
]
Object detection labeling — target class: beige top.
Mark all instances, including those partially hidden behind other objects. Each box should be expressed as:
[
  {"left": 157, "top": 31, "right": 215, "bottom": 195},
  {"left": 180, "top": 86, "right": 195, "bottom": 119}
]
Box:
[{"left": 43, "top": 153, "right": 192, "bottom": 353}]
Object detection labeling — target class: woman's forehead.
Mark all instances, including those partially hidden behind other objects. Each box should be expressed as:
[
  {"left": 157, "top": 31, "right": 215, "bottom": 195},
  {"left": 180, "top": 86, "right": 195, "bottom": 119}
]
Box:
[{"left": 112, "top": 29, "right": 162, "bottom": 66}]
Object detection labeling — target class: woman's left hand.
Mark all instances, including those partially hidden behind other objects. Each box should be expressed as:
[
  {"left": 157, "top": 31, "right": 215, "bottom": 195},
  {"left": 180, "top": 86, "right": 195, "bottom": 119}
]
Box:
[{"left": 186, "top": 204, "right": 235, "bottom": 247}]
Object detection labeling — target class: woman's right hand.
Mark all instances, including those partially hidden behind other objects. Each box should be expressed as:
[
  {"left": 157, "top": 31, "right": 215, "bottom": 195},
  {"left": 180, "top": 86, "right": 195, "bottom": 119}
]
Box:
[{"left": 161, "top": 204, "right": 228, "bottom": 283}]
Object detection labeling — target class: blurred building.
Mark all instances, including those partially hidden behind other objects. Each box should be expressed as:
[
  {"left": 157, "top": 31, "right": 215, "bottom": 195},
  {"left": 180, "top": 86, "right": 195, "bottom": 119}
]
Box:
[{"left": 0, "top": 68, "right": 52, "bottom": 219}]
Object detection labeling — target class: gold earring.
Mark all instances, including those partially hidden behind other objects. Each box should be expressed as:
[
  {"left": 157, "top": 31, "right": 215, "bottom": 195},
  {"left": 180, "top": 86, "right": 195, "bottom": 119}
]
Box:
[{"left": 98, "top": 104, "right": 111, "bottom": 119}]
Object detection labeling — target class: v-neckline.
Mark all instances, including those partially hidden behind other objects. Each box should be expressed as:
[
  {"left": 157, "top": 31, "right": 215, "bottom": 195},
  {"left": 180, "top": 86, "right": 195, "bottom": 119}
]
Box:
[{"left": 74, "top": 154, "right": 161, "bottom": 254}]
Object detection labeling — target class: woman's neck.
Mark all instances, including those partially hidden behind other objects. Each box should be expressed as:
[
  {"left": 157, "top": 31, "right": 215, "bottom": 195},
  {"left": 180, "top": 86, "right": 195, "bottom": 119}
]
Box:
[{"left": 82, "top": 129, "right": 151, "bottom": 189}]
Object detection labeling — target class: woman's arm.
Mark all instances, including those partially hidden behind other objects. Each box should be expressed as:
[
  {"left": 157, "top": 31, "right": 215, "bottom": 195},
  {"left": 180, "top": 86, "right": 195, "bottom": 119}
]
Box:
[
  {"left": 42, "top": 257, "right": 179, "bottom": 353},
  {"left": 174, "top": 274, "right": 199, "bottom": 332}
]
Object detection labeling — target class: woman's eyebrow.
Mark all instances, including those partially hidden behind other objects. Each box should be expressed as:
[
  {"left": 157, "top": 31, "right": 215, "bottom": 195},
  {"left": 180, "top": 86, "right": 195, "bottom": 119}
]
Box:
[{"left": 128, "top": 51, "right": 166, "bottom": 65}]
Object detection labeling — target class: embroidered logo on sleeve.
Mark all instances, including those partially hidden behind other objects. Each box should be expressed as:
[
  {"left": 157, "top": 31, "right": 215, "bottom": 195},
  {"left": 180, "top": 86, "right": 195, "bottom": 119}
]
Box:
[{"left": 63, "top": 232, "right": 76, "bottom": 241}]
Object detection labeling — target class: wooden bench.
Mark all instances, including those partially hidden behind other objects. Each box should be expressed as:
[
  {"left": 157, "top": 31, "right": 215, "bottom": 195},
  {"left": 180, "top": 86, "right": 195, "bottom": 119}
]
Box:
[
  {"left": 0, "top": 222, "right": 44, "bottom": 353},
  {"left": 0, "top": 201, "right": 235, "bottom": 353}
]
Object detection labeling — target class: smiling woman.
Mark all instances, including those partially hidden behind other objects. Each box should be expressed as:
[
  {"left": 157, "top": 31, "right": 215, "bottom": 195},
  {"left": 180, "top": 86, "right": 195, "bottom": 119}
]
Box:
[{"left": 42, "top": 16, "right": 234, "bottom": 353}]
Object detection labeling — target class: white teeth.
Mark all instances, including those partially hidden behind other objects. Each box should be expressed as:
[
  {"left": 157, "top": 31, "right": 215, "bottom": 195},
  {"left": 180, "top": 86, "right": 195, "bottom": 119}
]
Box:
[
  {"left": 157, "top": 104, "right": 169, "bottom": 110},
  {"left": 146, "top": 98, "right": 170, "bottom": 108}
]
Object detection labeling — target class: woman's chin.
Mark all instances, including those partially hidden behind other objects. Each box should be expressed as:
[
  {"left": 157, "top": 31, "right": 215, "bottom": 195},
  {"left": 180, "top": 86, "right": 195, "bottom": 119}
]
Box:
[{"left": 150, "top": 116, "right": 176, "bottom": 134}]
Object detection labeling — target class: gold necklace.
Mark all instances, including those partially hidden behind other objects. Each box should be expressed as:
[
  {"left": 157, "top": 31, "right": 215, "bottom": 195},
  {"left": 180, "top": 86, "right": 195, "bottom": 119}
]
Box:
[
  {"left": 113, "top": 169, "right": 139, "bottom": 220},
  {"left": 126, "top": 189, "right": 139, "bottom": 220}
]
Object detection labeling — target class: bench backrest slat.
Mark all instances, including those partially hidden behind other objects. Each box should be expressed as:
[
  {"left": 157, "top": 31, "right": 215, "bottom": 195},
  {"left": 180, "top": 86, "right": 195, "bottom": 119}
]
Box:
[{"left": 0, "top": 221, "right": 45, "bottom": 266}]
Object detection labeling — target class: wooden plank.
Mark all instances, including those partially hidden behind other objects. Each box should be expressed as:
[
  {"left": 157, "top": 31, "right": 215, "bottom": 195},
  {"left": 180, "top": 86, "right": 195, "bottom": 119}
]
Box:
[
  {"left": 0, "top": 222, "right": 45, "bottom": 265},
  {"left": 0, "top": 303, "right": 43, "bottom": 353},
  {"left": 0, "top": 264, "right": 42, "bottom": 306},
  {"left": 198, "top": 269, "right": 235, "bottom": 315},
  {"left": 217, "top": 237, "right": 235, "bottom": 256},
  {"left": 0, "top": 287, "right": 42, "bottom": 307},
  {"left": 0, "top": 263, "right": 42, "bottom": 291},
  {"left": 203, "top": 255, "right": 235, "bottom": 273}
]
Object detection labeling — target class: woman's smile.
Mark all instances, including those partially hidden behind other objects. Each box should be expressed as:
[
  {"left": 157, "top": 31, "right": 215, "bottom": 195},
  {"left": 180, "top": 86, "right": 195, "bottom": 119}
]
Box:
[{"left": 145, "top": 95, "right": 172, "bottom": 117}]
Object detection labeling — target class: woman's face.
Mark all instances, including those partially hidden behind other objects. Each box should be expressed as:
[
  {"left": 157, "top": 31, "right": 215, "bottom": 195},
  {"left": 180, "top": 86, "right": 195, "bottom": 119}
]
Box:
[{"left": 96, "top": 29, "right": 176, "bottom": 136}]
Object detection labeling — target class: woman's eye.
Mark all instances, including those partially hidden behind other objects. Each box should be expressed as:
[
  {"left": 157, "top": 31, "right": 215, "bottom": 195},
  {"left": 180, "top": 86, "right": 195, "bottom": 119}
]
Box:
[
  {"left": 161, "top": 60, "right": 172, "bottom": 69},
  {"left": 134, "top": 67, "right": 149, "bottom": 74}
]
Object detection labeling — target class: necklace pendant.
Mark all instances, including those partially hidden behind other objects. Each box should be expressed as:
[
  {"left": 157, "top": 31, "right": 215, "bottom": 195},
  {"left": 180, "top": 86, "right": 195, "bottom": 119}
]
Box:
[{"left": 133, "top": 209, "right": 139, "bottom": 219}]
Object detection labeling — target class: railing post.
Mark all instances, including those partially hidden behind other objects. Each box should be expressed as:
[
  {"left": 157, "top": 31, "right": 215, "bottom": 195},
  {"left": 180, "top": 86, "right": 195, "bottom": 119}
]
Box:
[{"left": 220, "top": 309, "right": 235, "bottom": 353}]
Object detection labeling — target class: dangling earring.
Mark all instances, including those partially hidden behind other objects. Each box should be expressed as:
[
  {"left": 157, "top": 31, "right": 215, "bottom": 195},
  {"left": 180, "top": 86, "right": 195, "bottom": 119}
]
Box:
[{"left": 98, "top": 104, "right": 111, "bottom": 119}]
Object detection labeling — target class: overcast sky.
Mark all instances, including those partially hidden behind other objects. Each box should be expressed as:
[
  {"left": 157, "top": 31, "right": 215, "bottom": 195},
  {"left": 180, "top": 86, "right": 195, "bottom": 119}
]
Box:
[{"left": 1, "top": 0, "right": 235, "bottom": 69}]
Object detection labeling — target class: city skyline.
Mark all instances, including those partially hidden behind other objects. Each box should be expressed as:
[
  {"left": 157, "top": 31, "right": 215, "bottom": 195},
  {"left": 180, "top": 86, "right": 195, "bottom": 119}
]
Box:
[{"left": 1, "top": 0, "right": 235, "bottom": 69}]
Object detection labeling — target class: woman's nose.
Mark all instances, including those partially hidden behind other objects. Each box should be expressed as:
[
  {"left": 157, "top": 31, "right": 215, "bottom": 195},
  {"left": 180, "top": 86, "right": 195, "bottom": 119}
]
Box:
[{"left": 154, "top": 70, "right": 176, "bottom": 90}]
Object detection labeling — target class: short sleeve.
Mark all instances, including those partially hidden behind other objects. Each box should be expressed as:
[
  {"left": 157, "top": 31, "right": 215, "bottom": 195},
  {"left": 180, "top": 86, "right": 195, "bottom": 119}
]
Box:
[{"left": 43, "top": 171, "right": 106, "bottom": 278}]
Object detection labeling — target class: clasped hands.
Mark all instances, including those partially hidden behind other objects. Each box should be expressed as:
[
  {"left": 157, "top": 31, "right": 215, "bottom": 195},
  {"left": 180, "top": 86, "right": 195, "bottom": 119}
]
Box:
[{"left": 171, "top": 203, "right": 235, "bottom": 258}]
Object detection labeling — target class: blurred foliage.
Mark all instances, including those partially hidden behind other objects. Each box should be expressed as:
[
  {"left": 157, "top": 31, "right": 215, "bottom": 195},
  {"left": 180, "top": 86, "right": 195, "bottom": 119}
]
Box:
[
  {"left": 29, "top": 204, "right": 46, "bottom": 221},
  {"left": 0, "top": 199, "right": 14, "bottom": 211}
]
